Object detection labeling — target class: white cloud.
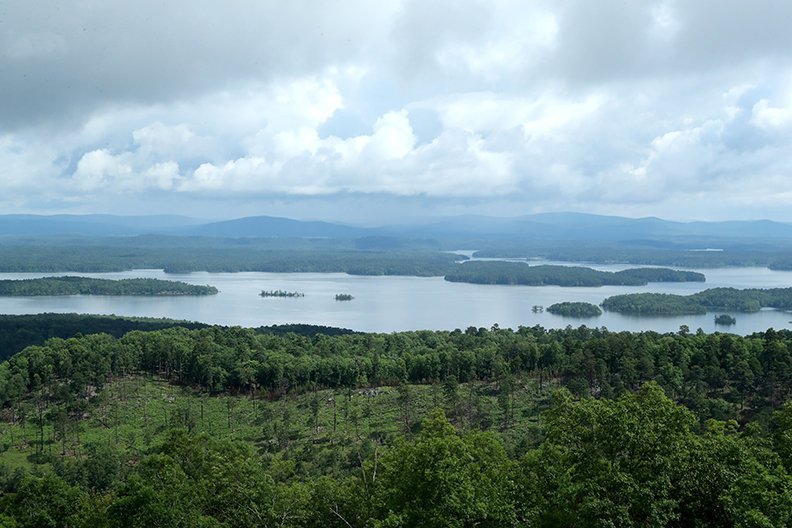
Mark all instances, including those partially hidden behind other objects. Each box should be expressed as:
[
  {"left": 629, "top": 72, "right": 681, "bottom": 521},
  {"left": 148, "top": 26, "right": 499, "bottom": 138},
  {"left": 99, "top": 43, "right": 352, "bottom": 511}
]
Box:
[
  {"left": 3, "top": 1, "right": 792, "bottom": 220},
  {"left": 751, "top": 99, "right": 792, "bottom": 129},
  {"left": 73, "top": 150, "right": 133, "bottom": 191}
]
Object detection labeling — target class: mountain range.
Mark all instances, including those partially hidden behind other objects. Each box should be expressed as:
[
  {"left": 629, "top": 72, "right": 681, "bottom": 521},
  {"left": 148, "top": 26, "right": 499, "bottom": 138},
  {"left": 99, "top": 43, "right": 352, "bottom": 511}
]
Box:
[{"left": 1, "top": 212, "right": 791, "bottom": 245}]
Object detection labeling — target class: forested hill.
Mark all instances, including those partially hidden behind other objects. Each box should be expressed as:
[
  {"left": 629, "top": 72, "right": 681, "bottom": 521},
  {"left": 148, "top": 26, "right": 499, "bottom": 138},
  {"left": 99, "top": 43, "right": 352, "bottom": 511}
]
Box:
[
  {"left": 444, "top": 261, "right": 705, "bottom": 286},
  {"left": 0, "top": 314, "right": 358, "bottom": 362},
  {"left": 3, "top": 324, "right": 791, "bottom": 422},
  {"left": 1, "top": 324, "right": 792, "bottom": 526},
  {"left": 0, "top": 314, "right": 208, "bottom": 362},
  {"left": 0, "top": 277, "right": 218, "bottom": 296}
]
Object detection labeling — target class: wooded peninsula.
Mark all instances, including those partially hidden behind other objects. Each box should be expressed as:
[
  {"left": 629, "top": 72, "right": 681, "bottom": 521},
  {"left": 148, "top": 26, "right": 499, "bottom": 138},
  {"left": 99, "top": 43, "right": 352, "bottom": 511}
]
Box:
[
  {"left": 602, "top": 287, "right": 792, "bottom": 315},
  {"left": 444, "top": 261, "right": 705, "bottom": 286},
  {"left": 0, "top": 277, "right": 218, "bottom": 296}
]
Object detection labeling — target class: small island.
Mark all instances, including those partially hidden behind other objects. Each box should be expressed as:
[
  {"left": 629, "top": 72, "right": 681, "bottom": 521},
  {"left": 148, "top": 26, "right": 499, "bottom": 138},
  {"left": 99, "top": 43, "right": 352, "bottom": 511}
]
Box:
[
  {"left": 0, "top": 277, "right": 218, "bottom": 296},
  {"left": 601, "top": 287, "right": 792, "bottom": 316},
  {"left": 444, "top": 261, "right": 705, "bottom": 287},
  {"left": 715, "top": 314, "right": 736, "bottom": 325},
  {"left": 260, "top": 290, "right": 304, "bottom": 298},
  {"left": 601, "top": 293, "right": 705, "bottom": 315},
  {"left": 547, "top": 302, "right": 602, "bottom": 317},
  {"left": 335, "top": 293, "right": 354, "bottom": 301}
]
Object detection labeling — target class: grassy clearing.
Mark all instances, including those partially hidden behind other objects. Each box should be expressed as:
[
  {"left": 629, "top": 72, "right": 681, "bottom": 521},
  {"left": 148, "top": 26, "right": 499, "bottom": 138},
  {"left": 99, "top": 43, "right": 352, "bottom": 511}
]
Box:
[{"left": 0, "top": 375, "right": 555, "bottom": 477}]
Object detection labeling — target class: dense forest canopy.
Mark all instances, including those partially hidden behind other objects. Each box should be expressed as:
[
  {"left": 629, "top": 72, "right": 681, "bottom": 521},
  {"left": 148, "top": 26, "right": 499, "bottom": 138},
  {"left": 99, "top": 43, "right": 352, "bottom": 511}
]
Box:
[
  {"left": 1, "top": 320, "right": 792, "bottom": 526},
  {"left": 546, "top": 301, "right": 602, "bottom": 317},
  {"left": 0, "top": 314, "right": 356, "bottom": 362},
  {"left": 2, "top": 322, "right": 792, "bottom": 424}
]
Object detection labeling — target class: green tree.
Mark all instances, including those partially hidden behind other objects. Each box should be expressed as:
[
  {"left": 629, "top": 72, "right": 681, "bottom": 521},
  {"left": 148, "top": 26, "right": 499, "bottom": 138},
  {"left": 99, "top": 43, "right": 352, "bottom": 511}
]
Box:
[
  {"left": 371, "top": 410, "right": 516, "bottom": 527},
  {"left": 518, "top": 383, "right": 696, "bottom": 527}
]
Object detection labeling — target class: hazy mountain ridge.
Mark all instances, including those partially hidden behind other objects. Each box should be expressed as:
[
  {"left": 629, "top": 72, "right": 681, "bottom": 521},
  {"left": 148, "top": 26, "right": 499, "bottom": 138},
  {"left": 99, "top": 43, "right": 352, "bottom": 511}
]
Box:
[{"left": 1, "top": 212, "right": 791, "bottom": 243}]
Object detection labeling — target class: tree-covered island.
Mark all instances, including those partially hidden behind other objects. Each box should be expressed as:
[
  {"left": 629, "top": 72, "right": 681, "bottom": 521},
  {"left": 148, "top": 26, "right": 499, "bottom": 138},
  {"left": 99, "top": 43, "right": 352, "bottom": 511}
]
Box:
[
  {"left": 602, "top": 287, "right": 792, "bottom": 315},
  {"left": 547, "top": 301, "right": 603, "bottom": 317},
  {"left": 444, "top": 261, "right": 704, "bottom": 286},
  {"left": 715, "top": 314, "right": 737, "bottom": 325},
  {"left": 0, "top": 276, "right": 218, "bottom": 296},
  {"left": 601, "top": 293, "right": 707, "bottom": 315},
  {"left": 260, "top": 290, "right": 304, "bottom": 298}
]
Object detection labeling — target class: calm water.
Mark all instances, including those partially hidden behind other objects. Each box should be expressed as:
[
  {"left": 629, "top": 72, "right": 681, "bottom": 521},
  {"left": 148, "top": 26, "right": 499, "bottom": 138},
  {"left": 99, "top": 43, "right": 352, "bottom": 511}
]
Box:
[{"left": 0, "top": 261, "right": 791, "bottom": 334}]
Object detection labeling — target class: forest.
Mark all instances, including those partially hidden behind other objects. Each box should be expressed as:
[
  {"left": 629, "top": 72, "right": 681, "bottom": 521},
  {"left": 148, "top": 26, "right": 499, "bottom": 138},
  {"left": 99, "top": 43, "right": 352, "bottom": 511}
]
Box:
[
  {"left": 0, "top": 243, "right": 462, "bottom": 276},
  {"left": 546, "top": 301, "right": 602, "bottom": 317},
  {"left": 0, "top": 277, "right": 217, "bottom": 297},
  {"left": 0, "top": 320, "right": 792, "bottom": 525},
  {"left": 471, "top": 243, "right": 792, "bottom": 269},
  {"left": 444, "top": 261, "right": 704, "bottom": 286},
  {"left": 602, "top": 287, "right": 792, "bottom": 315}
]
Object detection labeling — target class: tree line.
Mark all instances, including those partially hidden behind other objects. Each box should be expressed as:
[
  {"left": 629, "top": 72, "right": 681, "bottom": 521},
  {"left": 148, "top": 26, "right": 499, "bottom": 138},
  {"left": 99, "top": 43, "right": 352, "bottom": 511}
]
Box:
[
  {"left": 0, "top": 277, "right": 217, "bottom": 297},
  {"left": 2, "top": 323, "right": 792, "bottom": 423},
  {"left": 602, "top": 287, "right": 792, "bottom": 315},
  {"left": 444, "top": 261, "right": 704, "bottom": 286},
  {"left": 0, "top": 245, "right": 463, "bottom": 276}
]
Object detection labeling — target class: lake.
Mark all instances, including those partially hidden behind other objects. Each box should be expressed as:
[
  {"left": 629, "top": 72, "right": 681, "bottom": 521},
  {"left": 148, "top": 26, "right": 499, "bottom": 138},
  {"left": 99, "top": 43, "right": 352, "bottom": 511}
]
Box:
[{"left": 0, "top": 261, "right": 791, "bottom": 334}]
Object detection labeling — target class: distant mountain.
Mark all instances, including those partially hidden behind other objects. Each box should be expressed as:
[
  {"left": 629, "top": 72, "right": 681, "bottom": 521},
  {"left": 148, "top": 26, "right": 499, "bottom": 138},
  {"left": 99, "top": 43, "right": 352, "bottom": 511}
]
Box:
[
  {"left": 0, "top": 212, "right": 791, "bottom": 244},
  {"left": 396, "top": 213, "right": 792, "bottom": 243},
  {"left": 187, "top": 216, "right": 371, "bottom": 238},
  {"left": 0, "top": 214, "right": 205, "bottom": 236}
]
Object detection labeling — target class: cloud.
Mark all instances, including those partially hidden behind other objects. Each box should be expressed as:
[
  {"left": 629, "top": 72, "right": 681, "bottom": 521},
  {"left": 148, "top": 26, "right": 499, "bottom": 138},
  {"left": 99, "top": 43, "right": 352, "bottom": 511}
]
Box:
[
  {"left": 751, "top": 99, "right": 792, "bottom": 130},
  {"left": 2, "top": 1, "right": 792, "bottom": 221}
]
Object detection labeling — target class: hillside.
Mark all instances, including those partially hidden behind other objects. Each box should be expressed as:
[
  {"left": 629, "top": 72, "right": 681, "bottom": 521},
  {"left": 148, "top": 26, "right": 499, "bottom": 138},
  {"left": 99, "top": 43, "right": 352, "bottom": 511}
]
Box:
[{"left": 1, "top": 322, "right": 791, "bottom": 526}]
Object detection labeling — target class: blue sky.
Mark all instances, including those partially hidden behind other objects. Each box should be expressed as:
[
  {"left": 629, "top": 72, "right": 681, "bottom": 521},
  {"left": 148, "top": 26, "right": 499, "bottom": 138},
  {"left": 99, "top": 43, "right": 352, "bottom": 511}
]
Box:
[{"left": 2, "top": 0, "right": 792, "bottom": 223}]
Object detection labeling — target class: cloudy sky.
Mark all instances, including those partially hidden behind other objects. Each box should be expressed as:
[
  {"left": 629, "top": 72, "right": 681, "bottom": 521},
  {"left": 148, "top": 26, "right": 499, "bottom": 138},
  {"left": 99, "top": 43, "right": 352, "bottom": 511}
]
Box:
[{"left": 2, "top": 0, "right": 792, "bottom": 223}]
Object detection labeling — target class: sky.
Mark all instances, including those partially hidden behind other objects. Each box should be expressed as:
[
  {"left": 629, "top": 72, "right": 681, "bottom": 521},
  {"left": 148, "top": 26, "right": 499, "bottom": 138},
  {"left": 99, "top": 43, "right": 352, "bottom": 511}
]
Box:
[{"left": 2, "top": 0, "right": 792, "bottom": 223}]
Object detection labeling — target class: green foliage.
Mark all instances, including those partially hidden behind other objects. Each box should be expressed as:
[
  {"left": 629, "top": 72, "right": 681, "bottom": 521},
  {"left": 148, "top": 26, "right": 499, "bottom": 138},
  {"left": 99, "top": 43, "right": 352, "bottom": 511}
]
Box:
[
  {"left": 444, "top": 261, "right": 704, "bottom": 286},
  {"left": 603, "top": 287, "right": 792, "bottom": 315},
  {"left": 546, "top": 301, "right": 602, "bottom": 317},
  {"left": 692, "top": 287, "right": 792, "bottom": 312},
  {"left": 3, "top": 317, "right": 792, "bottom": 526},
  {"left": 371, "top": 410, "right": 516, "bottom": 527},
  {"left": 715, "top": 314, "right": 737, "bottom": 325},
  {"left": 602, "top": 293, "right": 707, "bottom": 315},
  {"left": 0, "top": 313, "right": 208, "bottom": 362},
  {"left": 772, "top": 402, "right": 792, "bottom": 471},
  {"left": 0, "top": 277, "right": 217, "bottom": 296},
  {"left": 0, "top": 473, "right": 89, "bottom": 528},
  {"left": 2, "top": 380, "right": 790, "bottom": 527},
  {"left": 517, "top": 384, "right": 792, "bottom": 527},
  {"left": 3, "top": 322, "right": 792, "bottom": 424}
]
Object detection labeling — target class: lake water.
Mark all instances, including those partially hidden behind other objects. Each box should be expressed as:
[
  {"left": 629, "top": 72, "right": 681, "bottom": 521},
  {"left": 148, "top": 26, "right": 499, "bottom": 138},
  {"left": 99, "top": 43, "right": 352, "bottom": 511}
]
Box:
[{"left": 0, "top": 261, "right": 791, "bottom": 334}]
